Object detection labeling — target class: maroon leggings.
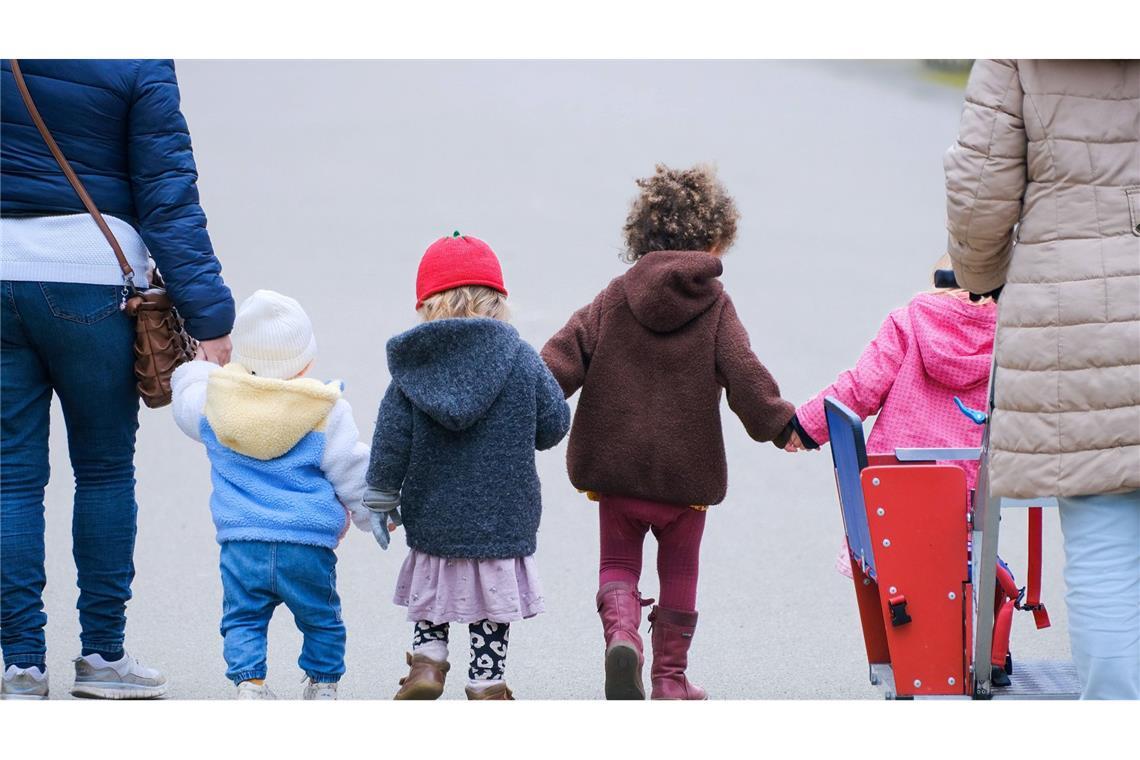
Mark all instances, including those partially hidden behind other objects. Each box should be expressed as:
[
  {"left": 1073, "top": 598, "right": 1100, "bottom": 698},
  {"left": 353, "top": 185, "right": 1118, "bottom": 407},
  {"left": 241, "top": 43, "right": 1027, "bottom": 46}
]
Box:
[{"left": 598, "top": 494, "right": 706, "bottom": 612}]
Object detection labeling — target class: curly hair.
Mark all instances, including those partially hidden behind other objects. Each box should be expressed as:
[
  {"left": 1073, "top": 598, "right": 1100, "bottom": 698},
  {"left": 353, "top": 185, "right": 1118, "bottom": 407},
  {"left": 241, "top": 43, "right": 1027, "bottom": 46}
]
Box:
[{"left": 621, "top": 164, "right": 739, "bottom": 263}]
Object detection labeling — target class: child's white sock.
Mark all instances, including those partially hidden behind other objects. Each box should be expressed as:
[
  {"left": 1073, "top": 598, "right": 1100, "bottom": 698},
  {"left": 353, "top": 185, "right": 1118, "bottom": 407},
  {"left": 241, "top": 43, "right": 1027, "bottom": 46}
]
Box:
[
  {"left": 413, "top": 639, "right": 448, "bottom": 663},
  {"left": 466, "top": 678, "right": 501, "bottom": 693}
]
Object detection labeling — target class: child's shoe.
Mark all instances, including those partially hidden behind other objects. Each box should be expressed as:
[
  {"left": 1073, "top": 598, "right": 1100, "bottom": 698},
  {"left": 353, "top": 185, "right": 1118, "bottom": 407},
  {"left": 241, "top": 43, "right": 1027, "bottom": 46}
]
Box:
[
  {"left": 302, "top": 678, "right": 338, "bottom": 700},
  {"left": 1, "top": 665, "right": 49, "bottom": 700},
  {"left": 394, "top": 651, "right": 449, "bottom": 700},
  {"left": 596, "top": 581, "right": 651, "bottom": 700},
  {"left": 464, "top": 681, "right": 514, "bottom": 700},
  {"left": 71, "top": 652, "right": 168, "bottom": 699},
  {"left": 236, "top": 680, "right": 276, "bottom": 700},
  {"left": 647, "top": 606, "right": 708, "bottom": 700}
]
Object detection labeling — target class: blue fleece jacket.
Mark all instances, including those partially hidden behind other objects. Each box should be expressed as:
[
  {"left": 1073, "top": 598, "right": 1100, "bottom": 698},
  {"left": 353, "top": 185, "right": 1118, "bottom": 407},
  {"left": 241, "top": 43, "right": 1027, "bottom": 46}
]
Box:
[
  {"left": 367, "top": 319, "right": 571, "bottom": 559},
  {"left": 171, "top": 361, "right": 372, "bottom": 549}
]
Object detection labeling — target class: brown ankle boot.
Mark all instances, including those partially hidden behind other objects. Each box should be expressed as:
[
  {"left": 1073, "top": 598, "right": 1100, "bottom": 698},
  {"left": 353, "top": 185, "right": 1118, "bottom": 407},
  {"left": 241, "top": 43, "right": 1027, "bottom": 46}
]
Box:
[
  {"left": 648, "top": 606, "right": 707, "bottom": 700},
  {"left": 465, "top": 681, "right": 514, "bottom": 700},
  {"left": 596, "top": 581, "right": 653, "bottom": 700},
  {"left": 393, "top": 651, "right": 449, "bottom": 700}
]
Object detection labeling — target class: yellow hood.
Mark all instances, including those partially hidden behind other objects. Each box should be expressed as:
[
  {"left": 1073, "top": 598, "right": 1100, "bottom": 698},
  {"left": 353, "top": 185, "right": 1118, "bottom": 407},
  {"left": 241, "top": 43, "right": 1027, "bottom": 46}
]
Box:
[{"left": 205, "top": 363, "right": 341, "bottom": 460}]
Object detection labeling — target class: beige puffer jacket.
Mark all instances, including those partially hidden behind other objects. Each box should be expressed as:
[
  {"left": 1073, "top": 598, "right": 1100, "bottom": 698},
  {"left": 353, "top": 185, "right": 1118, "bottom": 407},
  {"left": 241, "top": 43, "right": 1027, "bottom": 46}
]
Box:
[{"left": 944, "top": 60, "right": 1140, "bottom": 499}]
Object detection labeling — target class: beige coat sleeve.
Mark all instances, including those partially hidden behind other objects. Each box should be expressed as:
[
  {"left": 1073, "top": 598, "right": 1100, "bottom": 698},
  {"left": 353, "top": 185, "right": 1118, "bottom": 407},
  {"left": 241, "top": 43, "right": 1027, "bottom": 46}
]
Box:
[{"left": 944, "top": 59, "right": 1028, "bottom": 294}]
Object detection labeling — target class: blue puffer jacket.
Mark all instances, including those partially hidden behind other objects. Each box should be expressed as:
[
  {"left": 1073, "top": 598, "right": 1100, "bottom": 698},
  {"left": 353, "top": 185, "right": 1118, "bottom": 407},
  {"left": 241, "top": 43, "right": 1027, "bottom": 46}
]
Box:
[
  {"left": 367, "top": 319, "right": 571, "bottom": 559},
  {"left": 1, "top": 59, "right": 233, "bottom": 339}
]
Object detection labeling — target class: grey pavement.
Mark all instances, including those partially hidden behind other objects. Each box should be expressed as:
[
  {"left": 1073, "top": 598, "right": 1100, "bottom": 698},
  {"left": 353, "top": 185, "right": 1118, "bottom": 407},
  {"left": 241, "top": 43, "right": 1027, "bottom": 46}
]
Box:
[{"left": 34, "top": 60, "right": 1071, "bottom": 699}]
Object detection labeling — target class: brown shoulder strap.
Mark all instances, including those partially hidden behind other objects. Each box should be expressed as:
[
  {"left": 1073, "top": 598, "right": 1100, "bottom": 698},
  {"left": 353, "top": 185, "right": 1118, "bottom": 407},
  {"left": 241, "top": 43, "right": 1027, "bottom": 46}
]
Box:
[{"left": 9, "top": 59, "right": 135, "bottom": 284}]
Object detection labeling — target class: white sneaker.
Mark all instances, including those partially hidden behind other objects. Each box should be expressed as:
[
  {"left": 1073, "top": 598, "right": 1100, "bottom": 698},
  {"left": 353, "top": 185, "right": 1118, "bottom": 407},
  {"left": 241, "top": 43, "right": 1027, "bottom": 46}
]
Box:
[
  {"left": 2, "top": 665, "right": 49, "bottom": 700},
  {"left": 237, "top": 680, "right": 277, "bottom": 700},
  {"left": 302, "top": 678, "right": 338, "bottom": 700},
  {"left": 71, "top": 652, "right": 168, "bottom": 699}
]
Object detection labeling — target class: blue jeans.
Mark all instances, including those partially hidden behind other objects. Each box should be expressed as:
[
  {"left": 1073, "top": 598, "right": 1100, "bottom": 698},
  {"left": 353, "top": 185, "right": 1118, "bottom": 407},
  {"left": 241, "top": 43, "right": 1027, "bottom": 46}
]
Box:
[
  {"left": 0, "top": 280, "right": 140, "bottom": 668},
  {"left": 1058, "top": 489, "right": 1140, "bottom": 700},
  {"left": 219, "top": 541, "right": 346, "bottom": 684}
]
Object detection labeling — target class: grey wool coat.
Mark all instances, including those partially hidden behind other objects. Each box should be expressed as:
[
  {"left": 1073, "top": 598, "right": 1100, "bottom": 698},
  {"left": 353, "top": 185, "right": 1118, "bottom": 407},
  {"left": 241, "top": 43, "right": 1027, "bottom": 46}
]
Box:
[
  {"left": 944, "top": 59, "right": 1140, "bottom": 499},
  {"left": 366, "top": 318, "right": 571, "bottom": 558}
]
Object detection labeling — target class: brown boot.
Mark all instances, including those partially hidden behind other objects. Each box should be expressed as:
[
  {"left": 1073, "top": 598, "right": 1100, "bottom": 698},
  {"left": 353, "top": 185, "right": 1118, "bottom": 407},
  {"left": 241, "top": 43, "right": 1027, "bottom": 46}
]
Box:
[
  {"left": 464, "top": 681, "right": 514, "bottom": 700},
  {"left": 648, "top": 606, "right": 707, "bottom": 700},
  {"left": 596, "top": 581, "right": 653, "bottom": 700},
  {"left": 393, "top": 651, "right": 449, "bottom": 700}
]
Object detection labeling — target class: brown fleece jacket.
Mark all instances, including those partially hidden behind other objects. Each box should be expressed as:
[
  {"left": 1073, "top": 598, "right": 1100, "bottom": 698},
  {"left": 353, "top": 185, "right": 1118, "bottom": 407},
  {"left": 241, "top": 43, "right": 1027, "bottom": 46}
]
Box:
[{"left": 541, "top": 250, "right": 795, "bottom": 507}]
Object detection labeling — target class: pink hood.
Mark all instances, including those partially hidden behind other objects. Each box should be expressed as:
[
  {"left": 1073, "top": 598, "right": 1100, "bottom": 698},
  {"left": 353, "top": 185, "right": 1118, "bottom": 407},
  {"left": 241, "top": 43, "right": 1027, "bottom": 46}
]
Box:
[
  {"left": 911, "top": 294, "right": 994, "bottom": 391},
  {"left": 797, "top": 292, "right": 997, "bottom": 491}
]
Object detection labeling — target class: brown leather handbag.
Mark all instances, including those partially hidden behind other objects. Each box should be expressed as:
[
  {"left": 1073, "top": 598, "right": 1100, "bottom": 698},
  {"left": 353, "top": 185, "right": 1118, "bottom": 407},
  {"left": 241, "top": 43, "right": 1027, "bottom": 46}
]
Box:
[{"left": 10, "top": 59, "right": 197, "bottom": 408}]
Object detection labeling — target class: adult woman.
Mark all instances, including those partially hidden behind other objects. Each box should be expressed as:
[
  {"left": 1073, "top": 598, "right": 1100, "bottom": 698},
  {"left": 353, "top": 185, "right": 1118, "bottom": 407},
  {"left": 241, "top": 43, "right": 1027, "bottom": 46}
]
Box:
[
  {"left": 944, "top": 59, "right": 1139, "bottom": 699},
  {"left": 1, "top": 59, "right": 234, "bottom": 699}
]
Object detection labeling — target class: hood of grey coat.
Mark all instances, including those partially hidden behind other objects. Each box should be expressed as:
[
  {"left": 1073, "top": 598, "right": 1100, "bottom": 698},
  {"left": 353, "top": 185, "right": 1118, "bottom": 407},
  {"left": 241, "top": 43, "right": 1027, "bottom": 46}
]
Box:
[{"left": 386, "top": 318, "right": 522, "bottom": 431}]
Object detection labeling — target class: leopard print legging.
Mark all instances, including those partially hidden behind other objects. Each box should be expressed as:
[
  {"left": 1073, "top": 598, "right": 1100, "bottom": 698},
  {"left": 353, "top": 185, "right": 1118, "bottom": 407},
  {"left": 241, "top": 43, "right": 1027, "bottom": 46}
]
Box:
[{"left": 412, "top": 619, "right": 509, "bottom": 681}]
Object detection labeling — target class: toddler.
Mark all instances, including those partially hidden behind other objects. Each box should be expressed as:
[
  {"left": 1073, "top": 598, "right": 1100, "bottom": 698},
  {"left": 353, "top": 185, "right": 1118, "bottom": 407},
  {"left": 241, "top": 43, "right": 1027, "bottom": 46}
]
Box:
[
  {"left": 786, "top": 257, "right": 997, "bottom": 578},
  {"left": 365, "top": 233, "right": 570, "bottom": 700},
  {"left": 171, "top": 289, "right": 374, "bottom": 699},
  {"left": 541, "top": 165, "right": 796, "bottom": 700}
]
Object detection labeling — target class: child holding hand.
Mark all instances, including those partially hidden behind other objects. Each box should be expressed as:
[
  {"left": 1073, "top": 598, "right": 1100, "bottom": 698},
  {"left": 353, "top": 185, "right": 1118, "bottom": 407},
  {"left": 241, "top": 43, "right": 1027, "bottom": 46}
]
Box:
[
  {"left": 542, "top": 165, "right": 796, "bottom": 700},
  {"left": 171, "top": 290, "right": 378, "bottom": 699},
  {"left": 786, "top": 257, "right": 997, "bottom": 577},
  {"left": 366, "top": 233, "right": 570, "bottom": 701}
]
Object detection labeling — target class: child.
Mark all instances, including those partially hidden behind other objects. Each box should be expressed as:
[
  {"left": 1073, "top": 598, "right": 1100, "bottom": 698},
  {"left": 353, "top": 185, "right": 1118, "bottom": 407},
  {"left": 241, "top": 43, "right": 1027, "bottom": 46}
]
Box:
[
  {"left": 786, "top": 256, "right": 997, "bottom": 578},
  {"left": 541, "top": 164, "right": 796, "bottom": 700},
  {"left": 171, "top": 290, "right": 376, "bottom": 699},
  {"left": 365, "top": 232, "right": 570, "bottom": 701}
]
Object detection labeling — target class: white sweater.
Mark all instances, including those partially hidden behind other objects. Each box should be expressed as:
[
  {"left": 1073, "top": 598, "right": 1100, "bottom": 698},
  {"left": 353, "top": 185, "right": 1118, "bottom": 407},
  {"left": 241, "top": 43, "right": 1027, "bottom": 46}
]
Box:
[{"left": 1, "top": 214, "right": 150, "bottom": 288}]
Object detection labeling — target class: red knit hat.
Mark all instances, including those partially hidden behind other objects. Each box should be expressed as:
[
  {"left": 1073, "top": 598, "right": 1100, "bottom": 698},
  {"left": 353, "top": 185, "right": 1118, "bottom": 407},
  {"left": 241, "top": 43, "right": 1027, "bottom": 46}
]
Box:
[{"left": 415, "top": 232, "right": 508, "bottom": 308}]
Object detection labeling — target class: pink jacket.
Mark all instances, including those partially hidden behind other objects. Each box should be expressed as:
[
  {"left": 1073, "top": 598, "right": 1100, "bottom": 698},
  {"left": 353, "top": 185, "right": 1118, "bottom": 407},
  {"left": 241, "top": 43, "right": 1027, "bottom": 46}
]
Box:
[{"left": 796, "top": 292, "right": 997, "bottom": 491}]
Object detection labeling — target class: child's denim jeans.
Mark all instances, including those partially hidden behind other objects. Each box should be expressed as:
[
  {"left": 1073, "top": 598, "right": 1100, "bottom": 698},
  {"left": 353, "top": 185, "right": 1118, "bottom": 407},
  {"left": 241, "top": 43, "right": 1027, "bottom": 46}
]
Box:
[{"left": 219, "top": 540, "right": 345, "bottom": 684}]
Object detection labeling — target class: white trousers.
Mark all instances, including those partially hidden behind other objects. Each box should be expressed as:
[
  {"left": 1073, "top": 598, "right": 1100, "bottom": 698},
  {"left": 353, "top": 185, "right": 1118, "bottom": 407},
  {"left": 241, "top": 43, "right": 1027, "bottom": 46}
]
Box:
[{"left": 1058, "top": 488, "right": 1140, "bottom": 699}]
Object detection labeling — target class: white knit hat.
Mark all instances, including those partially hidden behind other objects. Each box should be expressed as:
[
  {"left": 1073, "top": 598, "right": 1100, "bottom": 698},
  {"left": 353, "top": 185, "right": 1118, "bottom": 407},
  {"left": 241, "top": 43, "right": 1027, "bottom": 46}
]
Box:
[{"left": 230, "top": 290, "right": 317, "bottom": 379}]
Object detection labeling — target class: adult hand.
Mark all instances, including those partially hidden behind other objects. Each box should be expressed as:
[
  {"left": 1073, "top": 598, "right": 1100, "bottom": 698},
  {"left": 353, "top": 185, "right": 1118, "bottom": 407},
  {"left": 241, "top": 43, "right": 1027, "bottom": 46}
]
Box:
[{"left": 198, "top": 335, "right": 232, "bottom": 365}]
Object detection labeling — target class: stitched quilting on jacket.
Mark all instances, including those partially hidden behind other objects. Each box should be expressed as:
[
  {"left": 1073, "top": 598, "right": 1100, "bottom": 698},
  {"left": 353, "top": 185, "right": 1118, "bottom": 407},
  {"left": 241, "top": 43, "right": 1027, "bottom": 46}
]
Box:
[
  {"left": 0, "top": 59, "right": 233, "bottom": 339},
  {"left": 944, "top": 59, "right": 1140, "bottom": 499}
]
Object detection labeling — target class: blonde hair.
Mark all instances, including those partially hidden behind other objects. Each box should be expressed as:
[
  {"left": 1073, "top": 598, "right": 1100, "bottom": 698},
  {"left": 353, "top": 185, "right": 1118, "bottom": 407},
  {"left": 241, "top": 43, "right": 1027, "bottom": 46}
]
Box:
[
  {"left": 929, "top": 254, "right": 992, "bottom": 305},
  {"left": 417, "top": 285, "right": 510, "bottom": 322}
]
